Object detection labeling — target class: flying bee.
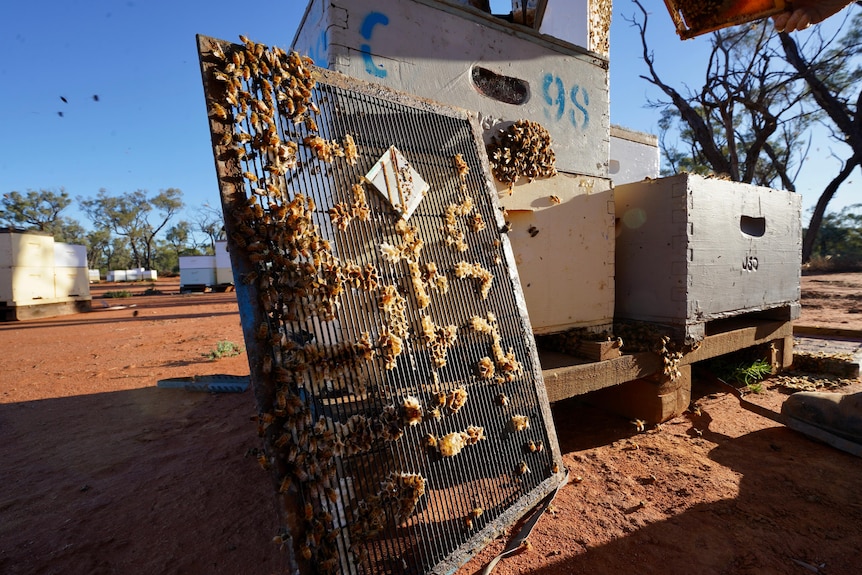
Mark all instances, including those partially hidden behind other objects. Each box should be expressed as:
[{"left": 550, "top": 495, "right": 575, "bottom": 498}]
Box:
[
  {"left": 549, "top": 195, "right": 561, "bottom": 205},
  {"left": 632, "top": 419, "right": 646, "bottom": 433}
]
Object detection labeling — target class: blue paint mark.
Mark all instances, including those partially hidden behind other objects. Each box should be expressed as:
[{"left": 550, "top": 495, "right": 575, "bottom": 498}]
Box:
[
  {"left": 542, "top": 74, "right": 565, "bottom": 121},
  {"left": 359, "top": 11, "right": 389, "bottom": 78},
  {"left": 570, "top": 85, "right": 590, "bottom": 129},
  {"left": 360, "top": 11, "right": 389, "bottom": 39},
  {"left": 360, "top": 44, "right": 387, "bottom": 78},
  {"left": 307, "top": 29, "right": 329, "bottom": 68}
]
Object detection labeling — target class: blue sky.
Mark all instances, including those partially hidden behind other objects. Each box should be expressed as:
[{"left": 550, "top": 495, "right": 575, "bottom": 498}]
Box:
[{"left": 1, "top": 0, "right": 857, "bottom": 233}]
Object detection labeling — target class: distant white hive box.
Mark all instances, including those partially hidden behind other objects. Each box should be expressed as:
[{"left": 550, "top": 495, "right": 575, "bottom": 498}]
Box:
[
  {"left": 609, "top": 125, "right": 660, "bottom": 186},
  {"left": 614, "top": 173, "right": 801, "bottom": 342},
  {"left": 179, "top": 255, "right": 217, "bottom": 290}
]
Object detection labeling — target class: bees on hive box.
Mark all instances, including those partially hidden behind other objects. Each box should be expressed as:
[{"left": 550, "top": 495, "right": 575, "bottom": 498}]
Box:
[{"left": 487, "top": 119, "right": 557, "bottom": 192}]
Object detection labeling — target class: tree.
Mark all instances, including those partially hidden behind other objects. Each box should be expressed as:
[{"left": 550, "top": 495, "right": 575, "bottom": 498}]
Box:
[
  {"left": 0, "top": 188, "right": 86, "bottom": 243},
  {"left": 809, "top": 204, "right": 862, "bottom": 262},
  {"left": 778, "top": 10, "right": 862, "bottom": 262},
  {"left": 630, "top": 1, "right": 812, "bottom": 190},
  {"left": 193, "top": 202, "right": 225, "bottom": 254},
  {"left": 165, "top": 220, "right": 192, "bottom": 259},
  {"left": 80, "top": 188, "right": 184, "bottom": 270},
  {"left": 630, "top": 1, "right": 861, "bottom": 263}
]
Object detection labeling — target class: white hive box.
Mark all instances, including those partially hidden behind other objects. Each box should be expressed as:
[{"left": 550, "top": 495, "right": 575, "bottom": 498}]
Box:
[
  {"left": 55, "top": 267, "right": 90, "bottom": 299},
  {"left": 0, "top": 229, "right": 54, "bottom": 268},
  {"left": 89, "top": 269, "right": 101, "bottom": 282},
  {"left": 107, "top": 270, "right": 127, "bottom": 282},
  {"left": 53, "top": 242, "right": 87, "bottom": 268},
  {"left": 0, "top": 267, "right": 56, "bottom": 305},
  {"left": 214, "top": 240, "right": 234, "bottom": 285},
  {"left": 180, "top": 255, "right": 216, "bottom": 288},
  {"left": 497, "top": 172, "right": 614, "bottom": 333},
  {"left": 615, "top": 174, "right": 801, "bottom": 342},
  {"left": 292, "top": 0, "right": 610, "bottom": 177},
  {"left": 609, "top": 125, "right": 660, "bottom": 186}
]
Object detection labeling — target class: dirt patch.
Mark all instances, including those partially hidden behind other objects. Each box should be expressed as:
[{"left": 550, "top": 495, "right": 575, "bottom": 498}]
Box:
[{"left": 1, "top": 275, "right": 861, "bottom": 574}]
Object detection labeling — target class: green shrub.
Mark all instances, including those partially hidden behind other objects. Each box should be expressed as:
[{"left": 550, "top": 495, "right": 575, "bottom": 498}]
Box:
[
  {"left": 205, "top": 340, "right": 243, "bottom": 360},
  {"left": 104, "top": 290, "right": 133, "bottom": 298}
]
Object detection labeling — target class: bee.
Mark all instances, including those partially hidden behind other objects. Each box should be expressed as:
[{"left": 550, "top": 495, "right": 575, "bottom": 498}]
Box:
[
  {"left": 631, "top": 419, "right": 646, "bottom": 433},
  {"left": 528, "top": 225, "right": 539, "bottom": 238},
  {"left": 299, "top": 544, "right": 312, "bottom": 560},
  {"left": 257, "top": 452, "right": 270, "bottom": 470},
  {"left": 278, "top": 476, "right": 292, "bottom": 493},
  {"left": 510, "top": 414, "right": 530, "bottom": 432},
  {"left": 496, "top": 393, "right": 509, "bottom": 407},
  {"left": 272, "top": 529, "right": 289, "bottom": 547},
  {"left": 516, "top": 461, "right": 530, "bottom": 475},
  {"left": 549, "top": 195, "right": 561, "bottom": 205},
  {"left": 211, "top": 102, "right": 229, "bottom": 120},
  {"left": 422, "top": 433, "right": 438, "bottom": 449},
  {"left": 211, "top": 43, "right": 226, "bottom": 61}
]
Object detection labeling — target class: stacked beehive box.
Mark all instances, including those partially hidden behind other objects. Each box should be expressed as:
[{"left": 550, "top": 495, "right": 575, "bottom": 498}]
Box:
[
  {"left": 0, "top": 229, "right": 91, "bottom": 320},
  {"left": 179, "top": 255, "right": 216, "bottom": 291},
  {"left": 54, "top": 243, "right": 89, "bottom": 299},
  {"left": 0, "top": 230, "right": 56, "bottom": 307},
  {"left": 214, "top": 240, "right": 233, "bottom": 286},
  {"left": 292, "top": 0, "right": 615, "bottom": 333},
  {"left": 615, "top": 173, "right": 801, "bottom": 343}
]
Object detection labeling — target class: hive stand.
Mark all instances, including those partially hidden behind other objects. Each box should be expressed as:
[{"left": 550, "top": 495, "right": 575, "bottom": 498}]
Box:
[{"left": 538, "top": 315, "right": 794, "bottom": 423}]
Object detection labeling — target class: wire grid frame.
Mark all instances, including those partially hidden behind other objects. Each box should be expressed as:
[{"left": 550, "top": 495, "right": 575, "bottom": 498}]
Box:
[{"left": 198, "top": 35, "right": 564, "bottom": 575}]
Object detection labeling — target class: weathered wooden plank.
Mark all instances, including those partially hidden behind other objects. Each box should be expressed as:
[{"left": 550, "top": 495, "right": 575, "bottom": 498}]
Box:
[{"left": 540, "top": 320, "right": 793, "bottom": 403}]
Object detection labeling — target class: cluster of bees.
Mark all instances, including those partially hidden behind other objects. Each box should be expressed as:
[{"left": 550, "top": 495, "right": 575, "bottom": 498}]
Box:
[
  {"left": 537, "top": 321, "right": 699, "bottom": 381},
  {"left": 328, "top": 181, "right": 369, "bottom": 231},
  {"left": 433, "top": 425, "right": 486, "bottom": 457},
  {"left": 471, "top": 313, "right": 523, "bottom": 383},
  {"left": 420, "top": 315, "right": 459, "bottom": 368},
  {"left": 442, "top": 196, "right": 476, "bottom": 252},
  {"left": 487, "top": 119, "right": 557, "bottom": 192},
  {"left": 454, "top": 261, "right": 494, "bottom": 299},
  {"left": 205, "top": 35, "right": 556, "bottom": 574}
]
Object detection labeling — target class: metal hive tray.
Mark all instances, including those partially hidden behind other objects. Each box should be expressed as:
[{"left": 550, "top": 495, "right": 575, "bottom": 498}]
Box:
[
  {"left": 197, "top": 34, "right": 564, "bottom": 574},
  {"left": 663, "top": 0, "right": 786, "bottom": 39}
]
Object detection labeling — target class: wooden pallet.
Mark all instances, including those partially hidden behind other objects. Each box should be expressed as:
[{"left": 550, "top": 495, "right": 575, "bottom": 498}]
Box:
[{"left": 540, "top": 319, "right": 794, "bottom": 423}]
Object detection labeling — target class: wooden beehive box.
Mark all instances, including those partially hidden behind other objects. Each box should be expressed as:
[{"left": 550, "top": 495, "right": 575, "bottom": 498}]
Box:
[
  {"left": 614, "top": 173, "right": 801, "bottom": 342},
  {"left": 497, "top": 172, "right": 615, "bottom": 333},
  {"left": 292, "top": 0, "right": 610, "bottom": 178}
]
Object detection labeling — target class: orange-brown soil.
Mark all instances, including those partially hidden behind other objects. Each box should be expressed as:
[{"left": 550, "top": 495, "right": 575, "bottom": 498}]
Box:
[{"left": 1, "top": 274, "right": 860, "bottom": 574}]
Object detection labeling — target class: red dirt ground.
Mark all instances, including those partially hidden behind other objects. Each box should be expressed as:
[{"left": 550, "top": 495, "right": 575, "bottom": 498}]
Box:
[{"left": 1, "top": 274, "right": 860, "bottom": 574}]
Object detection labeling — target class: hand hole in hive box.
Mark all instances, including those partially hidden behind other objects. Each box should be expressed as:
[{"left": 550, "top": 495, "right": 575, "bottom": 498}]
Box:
[
  {"left": 471, "top": 66, "right": 529, "bottom": 105},
  {"left": 740, "top": 215, "right": 766, "bottom": 237}
]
